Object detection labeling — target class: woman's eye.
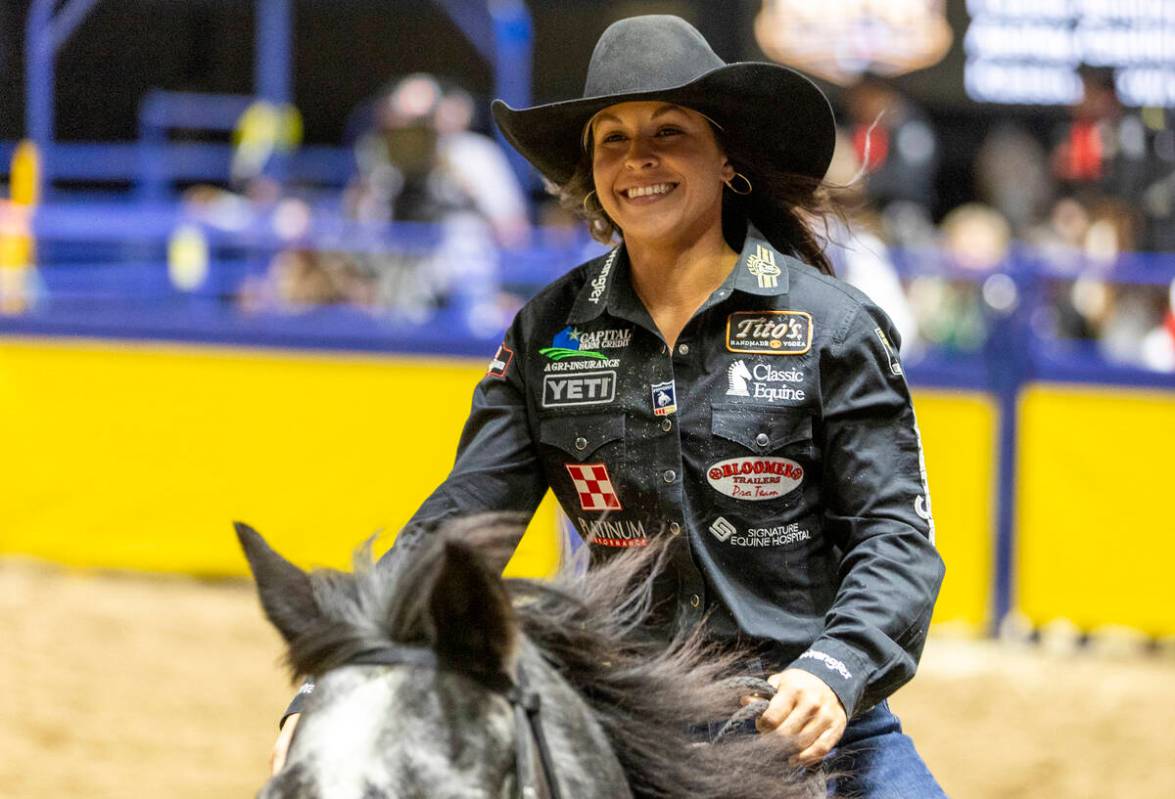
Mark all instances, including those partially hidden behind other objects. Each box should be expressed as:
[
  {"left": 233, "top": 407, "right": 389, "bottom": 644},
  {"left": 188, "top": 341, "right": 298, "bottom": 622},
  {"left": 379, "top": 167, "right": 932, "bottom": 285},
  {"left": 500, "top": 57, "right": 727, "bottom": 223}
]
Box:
[
  {"left": 657, "top": 127, "right": 683, "bottom": 137},
  {"left": 601, "top": 132, "right": 626, "bottom": 143}
]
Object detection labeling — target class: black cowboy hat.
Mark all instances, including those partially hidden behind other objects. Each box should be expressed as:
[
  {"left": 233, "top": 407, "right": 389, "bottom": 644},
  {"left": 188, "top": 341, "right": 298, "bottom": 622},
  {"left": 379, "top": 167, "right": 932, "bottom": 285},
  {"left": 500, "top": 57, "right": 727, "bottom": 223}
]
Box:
[{"left": 491, "top": 15, "right": 836, "bottom": 186}]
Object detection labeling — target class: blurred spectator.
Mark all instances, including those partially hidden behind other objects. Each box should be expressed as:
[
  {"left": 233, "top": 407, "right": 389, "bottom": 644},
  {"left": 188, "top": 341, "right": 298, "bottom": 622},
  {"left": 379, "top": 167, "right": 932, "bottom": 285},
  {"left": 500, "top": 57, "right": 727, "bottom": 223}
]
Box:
[
  {"left": 974, "top": 123, "right": 1051, "bottom": 239},
  {"left": 843, "top": 74, "right": 940, "bottom": 248},
  {"left": 824, "top": 129, "right": 921, "bottom": 357},
  {"left": 1051, "top": 67, "right": 1148, "bottom": 203},
  {"left": 344, "top": 74, "right": 530, "bottom": 329},
  {"left": 912, "top": 203, "right": 1011, "bottom": 353}
]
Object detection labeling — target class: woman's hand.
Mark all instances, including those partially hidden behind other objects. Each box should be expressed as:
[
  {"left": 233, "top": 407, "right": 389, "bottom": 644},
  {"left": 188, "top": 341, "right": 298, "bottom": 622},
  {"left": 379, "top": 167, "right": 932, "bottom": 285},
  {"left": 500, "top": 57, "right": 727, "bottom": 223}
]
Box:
[
  {"left": 743, "top": 669, "right": 847, "bottom": 766},
  {"left": 270, "top": 713, "right": 300, "bottom": 775}
]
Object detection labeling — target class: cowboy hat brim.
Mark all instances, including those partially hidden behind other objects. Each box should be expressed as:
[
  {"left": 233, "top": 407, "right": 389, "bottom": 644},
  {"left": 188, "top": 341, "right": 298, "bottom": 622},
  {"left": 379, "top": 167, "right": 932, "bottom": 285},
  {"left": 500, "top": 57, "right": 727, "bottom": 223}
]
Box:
[{"left": 492, "top": 61, "right": 836, "bottom": 187}]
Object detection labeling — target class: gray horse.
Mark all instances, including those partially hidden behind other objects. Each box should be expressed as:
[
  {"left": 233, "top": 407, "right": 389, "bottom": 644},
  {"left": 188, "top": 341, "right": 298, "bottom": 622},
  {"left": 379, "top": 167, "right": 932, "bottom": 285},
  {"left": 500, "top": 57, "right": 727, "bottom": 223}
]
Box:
[{"left": 237, "top": 515, "right": 824, "bottom": 799}]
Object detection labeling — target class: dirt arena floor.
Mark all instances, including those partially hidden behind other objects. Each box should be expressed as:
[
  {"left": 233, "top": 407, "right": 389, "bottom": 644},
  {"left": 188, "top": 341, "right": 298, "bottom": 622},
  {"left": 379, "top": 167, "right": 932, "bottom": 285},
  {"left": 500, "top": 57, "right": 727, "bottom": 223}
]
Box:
[{"left": 2, "top": 559, "right": 1173, "bottom": 799}]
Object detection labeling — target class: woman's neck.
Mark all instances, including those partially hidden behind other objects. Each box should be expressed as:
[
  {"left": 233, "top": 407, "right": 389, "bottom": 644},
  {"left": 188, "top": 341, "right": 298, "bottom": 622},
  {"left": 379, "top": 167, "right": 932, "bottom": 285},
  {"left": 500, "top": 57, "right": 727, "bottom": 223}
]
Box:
[{"left": 625, "top": 226, "right": 739, "bottom": 348}]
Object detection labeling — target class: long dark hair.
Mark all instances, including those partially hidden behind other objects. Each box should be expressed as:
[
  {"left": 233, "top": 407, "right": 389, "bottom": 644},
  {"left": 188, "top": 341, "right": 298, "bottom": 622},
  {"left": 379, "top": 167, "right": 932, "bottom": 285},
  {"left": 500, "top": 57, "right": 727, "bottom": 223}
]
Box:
[{"left": 556, "top": 122, "right": 842, "bottom": 276}]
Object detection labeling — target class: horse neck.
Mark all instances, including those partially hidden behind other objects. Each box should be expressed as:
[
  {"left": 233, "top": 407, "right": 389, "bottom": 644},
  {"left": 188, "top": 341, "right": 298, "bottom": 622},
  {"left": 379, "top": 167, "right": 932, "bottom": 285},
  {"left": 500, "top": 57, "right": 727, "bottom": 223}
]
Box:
[{"left": 515, "top": 639, "right": 633, "bottom": 799}]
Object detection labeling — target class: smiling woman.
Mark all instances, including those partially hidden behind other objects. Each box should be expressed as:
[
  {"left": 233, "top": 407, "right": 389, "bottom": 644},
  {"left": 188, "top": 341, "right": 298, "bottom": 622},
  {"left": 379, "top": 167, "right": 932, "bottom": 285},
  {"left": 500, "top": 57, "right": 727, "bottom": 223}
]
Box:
[{"left": 271, "top": 15, "right": 947, "bottom": 799}]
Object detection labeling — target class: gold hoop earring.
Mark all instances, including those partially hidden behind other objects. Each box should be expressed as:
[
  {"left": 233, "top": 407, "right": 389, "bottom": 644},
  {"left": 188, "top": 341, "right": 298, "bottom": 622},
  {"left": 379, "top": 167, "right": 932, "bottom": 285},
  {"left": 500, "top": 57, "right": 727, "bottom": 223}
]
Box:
[
  {"left": 724, "top": 172, "right": 752, "bottom": 195},
  {"left": 583, "top": 190, "right": 600, "bottom": 214}
]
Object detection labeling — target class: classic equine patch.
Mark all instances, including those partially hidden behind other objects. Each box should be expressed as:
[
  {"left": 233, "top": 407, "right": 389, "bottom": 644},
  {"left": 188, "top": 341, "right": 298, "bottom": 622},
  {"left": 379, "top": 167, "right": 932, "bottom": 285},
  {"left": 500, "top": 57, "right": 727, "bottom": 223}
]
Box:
[
  {"left": 726, "top": 311, "right": 813, "bottom": 355},
  {"left": 542, "top": 370, "right": 616, "bottom": 408},
  {"left": 566, "top": 463, "right": 623, "bottom": 511},
  {"left": 707, "top": 456, "right": 804, "bottom": 501},
  {"left": 486, "top": 343, "right": 513, "bottom": 379},
  {"left": 725, "top": 359, "right": 807, "bottom": 402}
]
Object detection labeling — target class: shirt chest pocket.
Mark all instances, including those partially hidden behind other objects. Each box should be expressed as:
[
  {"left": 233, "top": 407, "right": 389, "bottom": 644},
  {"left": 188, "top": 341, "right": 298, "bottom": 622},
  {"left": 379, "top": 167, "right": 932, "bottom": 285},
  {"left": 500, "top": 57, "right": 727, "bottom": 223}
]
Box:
[
  {"left": 538, "top": 412, "right": 626, "bottom": 462},
  {"left": 707, "top": 404, "right": 814, "bottom": 508}
]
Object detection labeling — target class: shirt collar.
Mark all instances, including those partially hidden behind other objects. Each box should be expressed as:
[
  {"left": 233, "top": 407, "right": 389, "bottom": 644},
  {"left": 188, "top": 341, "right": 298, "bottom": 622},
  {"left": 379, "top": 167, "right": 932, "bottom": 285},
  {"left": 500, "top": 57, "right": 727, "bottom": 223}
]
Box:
[
  {"left": 730, "top": 225, "right": 791, "bottom": 297},
  {"left": 566, "top": 225, "right": 793, "bottom": 325},
  {"left": 567, "top": 246, "right": 624, "bottom": 325}
]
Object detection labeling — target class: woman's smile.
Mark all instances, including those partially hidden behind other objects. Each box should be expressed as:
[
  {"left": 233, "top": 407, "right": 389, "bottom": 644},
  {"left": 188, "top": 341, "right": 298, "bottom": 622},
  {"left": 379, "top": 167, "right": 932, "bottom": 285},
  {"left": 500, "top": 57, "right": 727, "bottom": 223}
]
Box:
[{"left": 619, "top": 182, "right": 680, "bottom": 203}]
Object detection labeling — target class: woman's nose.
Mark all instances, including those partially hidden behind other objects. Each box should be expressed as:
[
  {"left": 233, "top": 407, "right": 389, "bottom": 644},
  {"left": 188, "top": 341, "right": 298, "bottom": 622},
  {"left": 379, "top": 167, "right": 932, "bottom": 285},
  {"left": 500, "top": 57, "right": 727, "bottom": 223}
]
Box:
[{"left": 624, "top": 137, "right": 659, "bottom": 169}]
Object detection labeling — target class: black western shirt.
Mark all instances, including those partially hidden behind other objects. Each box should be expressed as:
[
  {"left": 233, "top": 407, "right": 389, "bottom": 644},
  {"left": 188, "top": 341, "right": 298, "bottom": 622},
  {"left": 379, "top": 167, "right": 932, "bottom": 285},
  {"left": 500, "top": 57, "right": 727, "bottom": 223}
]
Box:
[{"left": 402, "top": 229, "right": 945, "bottom": 719}]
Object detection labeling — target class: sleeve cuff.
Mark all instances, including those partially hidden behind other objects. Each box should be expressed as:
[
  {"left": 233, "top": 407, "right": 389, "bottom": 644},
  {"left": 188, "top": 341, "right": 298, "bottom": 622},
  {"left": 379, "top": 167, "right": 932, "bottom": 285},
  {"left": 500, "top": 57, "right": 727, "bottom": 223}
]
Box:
[{"left": 786, "top": 639, "right": 868, "bottom": 719}]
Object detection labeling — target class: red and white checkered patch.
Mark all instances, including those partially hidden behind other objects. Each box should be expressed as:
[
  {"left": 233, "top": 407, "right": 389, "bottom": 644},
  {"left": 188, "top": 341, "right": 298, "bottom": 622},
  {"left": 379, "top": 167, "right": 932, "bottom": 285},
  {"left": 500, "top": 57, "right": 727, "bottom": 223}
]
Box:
[{"left": 565, "top": 463, "right": 622, "bottom": 511}]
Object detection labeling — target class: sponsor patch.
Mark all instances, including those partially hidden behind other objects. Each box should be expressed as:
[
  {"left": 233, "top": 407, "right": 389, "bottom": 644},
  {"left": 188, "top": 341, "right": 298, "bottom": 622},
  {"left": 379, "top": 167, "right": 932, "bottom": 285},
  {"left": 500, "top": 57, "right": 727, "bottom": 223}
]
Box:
[
  {"left": 588, "top": 248, "right": 619, "bottom": 304},
  {"left": 486, "top": 343, "right": 514, "bottom": 379},
  {"left": 707, "top": 456, "right": 804, "bottom": 501},
  {"left": 709, "top": 516, "right": 737, "bottom": 542},
  {"left": 709, "top": 517, "right": 812, "bottom": 547},
  {"left": 566, "top": 463, "right": 622, "bottom": 511},
  {"left": 725, "top": 359, "right": 807, "bottom": 403},
  {"left": 651, "top": 380, "right": 677, "bottom": 416},
  {"left": 540, "top": 324, "right": 629, "bottom": 364},
  {"left": 746, "top": 243, "right": 782, "bottom": 289},
  {"left": 542, "top": 370, "right": 616, "bottom": 408},
  {"left": 577, "top": 516, "right": 648, "bottom": 548},
  {"left": 726, "top": 311, "right": 813, "bottom": 355},
  {"left": 875, "top": 327, "right": 902, "bottom": 376}
]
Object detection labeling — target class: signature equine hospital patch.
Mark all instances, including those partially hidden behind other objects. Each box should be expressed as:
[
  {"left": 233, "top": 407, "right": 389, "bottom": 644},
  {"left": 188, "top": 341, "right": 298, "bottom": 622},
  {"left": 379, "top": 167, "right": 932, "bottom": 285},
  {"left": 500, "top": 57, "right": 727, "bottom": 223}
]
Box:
[
  {"left": 709, "top": 516, "right": 811, "bottom": 547},
  {"left": 542, "top": 370, "right": 617, "bottom": 408},
  {"left": 726, "top": 311, "right": 813, "bottom": 355},
  {"left": 707, "top": 456, "right": 804, "bottom": 501},
  {"left": 566, "top": 463, "right": 623, "bottom": 511}
]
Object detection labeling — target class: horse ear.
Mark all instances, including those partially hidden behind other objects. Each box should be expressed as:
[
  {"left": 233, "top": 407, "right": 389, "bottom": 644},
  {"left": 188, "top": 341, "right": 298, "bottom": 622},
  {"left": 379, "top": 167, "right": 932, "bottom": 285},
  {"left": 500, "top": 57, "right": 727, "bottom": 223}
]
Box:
[
  {"left": 234, "top": 521, "right": 321, "bottom": 645},
  {"left": 427, "top": 539, "right": 516, "bottom": 673}
]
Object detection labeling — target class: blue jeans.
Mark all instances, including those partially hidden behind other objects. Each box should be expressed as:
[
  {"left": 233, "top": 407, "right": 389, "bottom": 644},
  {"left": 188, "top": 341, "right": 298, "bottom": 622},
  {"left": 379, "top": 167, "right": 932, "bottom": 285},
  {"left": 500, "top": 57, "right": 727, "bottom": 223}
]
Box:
[{"left": 825, "top": 700, "right": 946, "bottom": 798}]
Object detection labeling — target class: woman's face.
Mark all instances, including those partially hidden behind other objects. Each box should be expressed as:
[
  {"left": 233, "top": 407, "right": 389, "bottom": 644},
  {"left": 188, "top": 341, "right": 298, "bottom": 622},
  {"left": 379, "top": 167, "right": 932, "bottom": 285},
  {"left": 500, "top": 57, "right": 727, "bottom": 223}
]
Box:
[{"left": 590, "top": 101, "right": 733, "bottom": 247}]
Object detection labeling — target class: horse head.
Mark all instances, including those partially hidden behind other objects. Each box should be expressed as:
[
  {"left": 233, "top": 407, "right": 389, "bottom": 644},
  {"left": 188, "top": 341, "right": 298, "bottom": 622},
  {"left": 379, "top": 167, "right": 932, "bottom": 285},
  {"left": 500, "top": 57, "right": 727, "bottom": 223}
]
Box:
[
  {"left": 236, "top": 518, "right": 628, "bottom": 799},
  {"left": 238, "top": 516, "right": 825, "bottom": 799}
]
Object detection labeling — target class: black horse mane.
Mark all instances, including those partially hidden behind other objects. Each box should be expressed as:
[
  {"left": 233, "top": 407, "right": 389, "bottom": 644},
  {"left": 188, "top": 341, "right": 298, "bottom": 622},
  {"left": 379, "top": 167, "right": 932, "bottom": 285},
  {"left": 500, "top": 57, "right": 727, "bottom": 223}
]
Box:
[{"left": 279, "top": 514, "right": 821, "bottom": 799}]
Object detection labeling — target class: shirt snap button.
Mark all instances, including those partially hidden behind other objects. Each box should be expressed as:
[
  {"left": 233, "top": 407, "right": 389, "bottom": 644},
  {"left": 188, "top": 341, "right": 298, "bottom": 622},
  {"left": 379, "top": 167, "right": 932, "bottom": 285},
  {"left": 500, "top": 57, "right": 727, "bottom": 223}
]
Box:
[
  {"left": 661, "top": 418, "right": 673, "bottom": 432},
  {"left": 677, "top": 343, "right": 690, "bottom": 356},
  {"left": 689, "top": 594, "right": 701, "bottom": 608},
  {"left": 755, "top": 432, "right": 770, "bottom": 447},
  {"left": 662, "top": 469, "right": 676, "bottom": 483},
  {"left": 669, "top": 522, "right": 681, "bottom": 535},
  {"left": 574, "top": 436, "right": 587, "bottom": 451}
]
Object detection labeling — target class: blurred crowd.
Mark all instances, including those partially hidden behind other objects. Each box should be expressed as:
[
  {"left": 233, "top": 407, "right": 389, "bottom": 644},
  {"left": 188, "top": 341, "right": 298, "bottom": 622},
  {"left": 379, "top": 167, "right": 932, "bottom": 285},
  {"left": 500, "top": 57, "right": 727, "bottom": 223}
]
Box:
[{"left": 183, "top": 69, "right": 1175, "bottom": 372}]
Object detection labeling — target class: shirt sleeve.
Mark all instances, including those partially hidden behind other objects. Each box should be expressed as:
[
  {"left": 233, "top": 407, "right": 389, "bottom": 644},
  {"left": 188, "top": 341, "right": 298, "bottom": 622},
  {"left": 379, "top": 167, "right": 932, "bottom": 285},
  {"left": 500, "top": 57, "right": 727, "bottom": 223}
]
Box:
[
  {"left": 286, "top": 316, "right": 547, "bottom": 723},
  {"left": 384, "top": 312, "right": 548, "bottom": 555},
  {"left": 787, "top": 302, "right": 945, "bottom": 718}
]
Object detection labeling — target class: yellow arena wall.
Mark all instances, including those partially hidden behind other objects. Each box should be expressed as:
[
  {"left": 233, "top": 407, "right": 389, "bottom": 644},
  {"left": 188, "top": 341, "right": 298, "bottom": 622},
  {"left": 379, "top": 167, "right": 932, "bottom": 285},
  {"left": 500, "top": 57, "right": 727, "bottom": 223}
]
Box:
[
  {"left": 911, "top": 391, "right": 998, "bottom": 633},
  {"left": 0, "top": 336, "right": 560, "bottom": 578},
  {"left": 1015, "top": 384, "right": 1175, "bottom": 635},
  {"left": 1, "top": 336, "right": 996, "bottom": 632}
]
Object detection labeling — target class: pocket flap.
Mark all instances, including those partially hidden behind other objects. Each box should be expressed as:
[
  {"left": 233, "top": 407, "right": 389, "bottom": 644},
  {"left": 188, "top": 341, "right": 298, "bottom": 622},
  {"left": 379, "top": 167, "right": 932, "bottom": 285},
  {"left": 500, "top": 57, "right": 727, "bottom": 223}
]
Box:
[
  {"left": 539, "top": 413, "right": 626, "bottom": 460},
  {"left": 711, "top": 404, "right": 813, "bottom": 452}
]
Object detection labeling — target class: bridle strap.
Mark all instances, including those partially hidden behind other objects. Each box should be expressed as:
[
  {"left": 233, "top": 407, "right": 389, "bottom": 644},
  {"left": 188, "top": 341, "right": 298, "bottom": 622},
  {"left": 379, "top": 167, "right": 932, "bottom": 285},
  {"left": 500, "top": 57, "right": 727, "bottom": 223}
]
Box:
[{"left": 343, "top": 644, "right": 563, "bottom": 799}]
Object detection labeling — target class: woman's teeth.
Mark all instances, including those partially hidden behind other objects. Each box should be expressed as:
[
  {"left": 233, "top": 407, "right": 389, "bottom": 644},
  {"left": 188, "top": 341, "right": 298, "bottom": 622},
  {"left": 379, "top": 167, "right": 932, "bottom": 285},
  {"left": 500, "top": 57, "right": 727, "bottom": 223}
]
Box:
[{"left": 626, "top": 183, "right": 675, "bottom": 198}]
